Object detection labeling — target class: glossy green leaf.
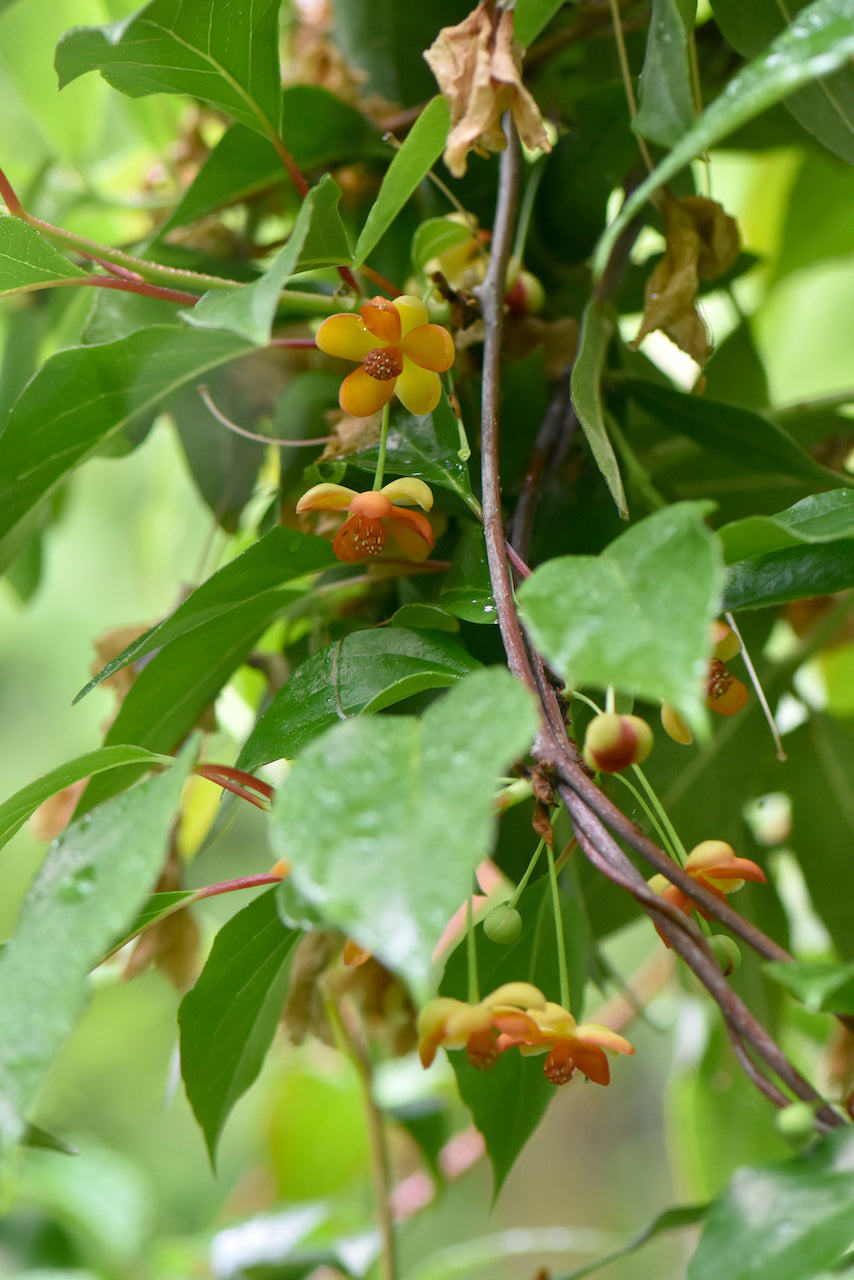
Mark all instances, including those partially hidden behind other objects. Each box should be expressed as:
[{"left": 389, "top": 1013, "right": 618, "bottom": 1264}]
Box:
[
  {"left": 55, "top": 0, "right": 283, "bottom": 139},
  {"left": 623, "top": 380, "right": 848, "bottom": 490},
  {"left": 237, "top": 626, "right": 481, "bottom": 771},
  {"left": 718, "top": 491, "right": 854, "bottom": 563},
  {"left": 186, "top": 177, "right": 349, "bottom": 343},
  {"left": 594, "top": 0, "right": 854, "bottom": 276},
  {"left": 440, "top": 523, "right": 497, "bottom": 625},
  {"left": 0, "top": 745, "right": 174, "bottom": 854},
  {"left": 570, "top": 302, "right": 628, "bottom": 518},
  {"left": 270, "top": 668, "right": 539, "bottom": 999},
  {"left": 347, "top": 394, "right": 475, "bottom": 505},
  {"left": 391, "top": 603, "right": 460, "bottom": 633},
  {"left": 179, "top": 888, "right": 299, "bottom": 1164},
  {"left": 0, "top": 216, "right": 86, "bottom": 294},
  {"left": 77, "top": 581, "right": 307, "bottom": 814},
  {"left": 0, "top": 741, "right": 195, "bottom": 1147},
  {"left": 518, "top": 502, "right": 723, "bottom": 728},
  {"left": 634, "top": 0, "right": 696, "bottom": 146},
  {"left": 411, "top": 217, "right": 474, "bottom": 273},
  {"left": 712, "top": 0, "right": 854, "bottom": 165},
  {"left": 688, "top": 1130, "right": 854, "bottom": 1280},
  {"left": 76, "top": 527, "right": 336, "bottom": 702},
  {"left": 764, "top": 959, "right": 854, "bottom": 1014},
  {"left": 0, "top": 325, "right": 252, "bottom": 575},
  {"left": 723, "top": 540, "right": 854, "bottom": 610},
  {"left": 514, "top": 0, "right": 567, "bottom": 45},
  {"left": 353, "top": 96, "right": 450, "bottom": 268},
  {"left": 440, "top": 876, "right": 591, "bottom": 1194}
]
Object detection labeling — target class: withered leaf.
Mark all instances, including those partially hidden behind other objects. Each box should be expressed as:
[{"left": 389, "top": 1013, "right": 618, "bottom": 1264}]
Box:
[
  {"left": 633, "top": 194, "right": 740, "bottom": 366},
  {"left": 424, "top": 0, "right": 552, "bottom": 178}
]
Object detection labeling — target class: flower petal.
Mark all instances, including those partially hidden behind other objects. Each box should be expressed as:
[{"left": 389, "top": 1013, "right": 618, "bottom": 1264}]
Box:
[
  {"left": 316, "top": 312, "right": 376, "bottom": 362},
  {"left": 396, "top": 359, "right": 442, "bottom": 415},
  {"left": 569, "top": 1043, "right": 611, "bottom": 1085},
  {"left": 381, "top": 477, "right": 434, "bottom": 510},
  {"left": 333, "top": 512, "right": 386, "bottom": 562},
  {"left": 361, "top": 297, "right": 401, "bottom": 343},
  {"left": 383, "top": 508, "right": 435, "bottom": 562},
  {"left": 339, "top": 366, "right": 397, "bottom": 416},
  {"left": 403, "top": 323, "right": 456, "bottom": 371},
  {"left": 296, "top": 482, "right": 357, "bottom": 512},
  {"left": 574, "top": 1022, "right": 635, "bottom": 1056},
  {"left": 394, "top": 295, "right": 430, "bottom": 337}
]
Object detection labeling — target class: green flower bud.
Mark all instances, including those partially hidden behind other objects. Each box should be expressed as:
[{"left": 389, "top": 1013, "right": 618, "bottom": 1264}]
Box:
[
  {"left": 708, "top": 934, "right": 742, "bottom": 976},
  {"left": 775, "top": 1101, "right": 817, "bottom": 1145}
]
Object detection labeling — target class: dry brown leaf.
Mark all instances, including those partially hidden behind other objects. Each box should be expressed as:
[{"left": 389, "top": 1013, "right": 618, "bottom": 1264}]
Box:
[
  {"left": 633, "top": 194, "right": 740, "bottom": 366},
  {"left": 424, "top": 0, "right": 552, "bottom": 178}
]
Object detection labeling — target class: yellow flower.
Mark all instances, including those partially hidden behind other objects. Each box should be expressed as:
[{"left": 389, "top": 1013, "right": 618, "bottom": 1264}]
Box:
[
  {"left": 512, "top": 1003, "right": 635, "bottom": 1086},
  {"left": 649, "top": 839, "right": 767, "bottom": 944},
  {"left": 418, "top": 982, "right": 547, "bottom": 1071},
  {"left": 316, "top": 295, "right": 455, "bottom": 417},
  {"left": 296, "top": 477, "right": 435, "bottom": 564}
]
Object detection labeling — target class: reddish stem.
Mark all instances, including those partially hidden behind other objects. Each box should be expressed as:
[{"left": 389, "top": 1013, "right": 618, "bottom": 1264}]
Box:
[
  {"left": 54, "top": 275, "right": 202, "bottom": 306},
  {"left": 195, "top": 762, "right": 274, "bottom": 810},
  {"left": 194, "top": 872, "right": 285, "bottom": 900},
  {"left": 361, "top": 265, "right": 403, "bottom": 298}
]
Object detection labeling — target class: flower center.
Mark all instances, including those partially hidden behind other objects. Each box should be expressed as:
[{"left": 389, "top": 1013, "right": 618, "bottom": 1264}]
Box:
[
  {"left": 707, "top": 658, "right": 733, "bottom": 702},
  {"left": 363, "top": 345, "right": 403, "bottom": 381}
]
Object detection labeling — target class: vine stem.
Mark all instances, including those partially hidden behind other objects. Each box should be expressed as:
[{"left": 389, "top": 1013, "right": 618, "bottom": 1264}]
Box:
[
  {"left": 473, "top": 116, "right": 538, "bottom": 695},
  {"left": 547, "top": 842, "right": 571, "bottom": 1010},
  {"left": 373, "top": 400, "right": 392, "bottom": 490},
  {"left": 323, "top": 987, "right": 398, "bottom": 1280}
]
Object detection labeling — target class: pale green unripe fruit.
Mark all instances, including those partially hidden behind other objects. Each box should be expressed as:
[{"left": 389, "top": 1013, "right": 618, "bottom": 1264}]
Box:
[
  {"left": 775, "top": 1101, "right": 816, "bottom": 1145},
  {"left": 709, "top": 934, "right": 742, "bottom": 976},
  {"left": 483, "top": 903, "right": 522, "bottom": 945}
]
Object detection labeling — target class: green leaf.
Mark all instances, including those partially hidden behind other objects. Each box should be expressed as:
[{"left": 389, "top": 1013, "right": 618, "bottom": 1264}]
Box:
[
  {"left": 0, "top": 215, "right": 86, "bottom": 295},
  {"left": 0, "top": 742, "right": 195, "bottom": 1147},
  {"left": 270, "top": 668, "right": 539, "bottom": 999},
  {"left": 623, "top": 380, "right": 848, "bottom": 490},
  {"left": 0, "top": 745, "right": 174, "bottom": 855},
  {"left": 411, "top": 217, "right": 475, "bottom": 274},
  {"left": 0, "top": 325, "right": 252, "bottom": 576},
  {"left": 723, "top": 540, "right": 854, "bottom": 610},
  {"left": 237, "top": 626, "right": 481, "bottom": 771},
  {"left": 76, "top": 527, "right": 335, "bottom": 702},
  {"left": 408, "top": 1227, "right": 617, "bottom": 1280},
  {"left": 553, "top": 1205, "right": 709, "bottom": 1280},
  {"left": 353, "top": 96, "right": 451, "bottom": 268},
  {"left": 22, "top": 1121, "right": 79, "bottom": 1156},
  {"left": 688, "top": 1130, "right": 854, "bottom": 1280},
  {"left": 186, "top": 177, "right": 350, "bottom": 343},
  {"left": 109, "top": 889, "right": 198, "bottom": 955},
  {"left": 440, "top": 523, "right": 497, "bottom": 625},
  {"left": 634, "top": 0, "right": 696, "bottom": 147},
  {"left": 773, "top": 716, "right": 854, "bottom": 961},
  {"left": 594, "top": 0, "right": 854, "bottom": 276},
  {"left": 55, "top": 0, "right": 283, "bottom": 140},
  {"left": 764, "top": 959, "right": 854, "bottom": 1014},
  {"left": 514, "top": 0, "right": 568, "bottom": 45},
  {"left": 346, "top": 395, "right": 475, "bottom": 505},
  {"left": 179, "top": 888, "right": 299, "bottom": 1164},
  {"left": 570, "top": 302, "right": 628, "bottom": 518},
  {"left": 518, "top": 502, "right": 724, "bottom": 729},
  {"left": 440, "top": 877, "right": 591, "bottom": 1195},
  {"left": 712, "top": 0, "right": 854, "bottom": 165},
  {"left": 718, "top": 491, "right": 854, "bottom": 563}
]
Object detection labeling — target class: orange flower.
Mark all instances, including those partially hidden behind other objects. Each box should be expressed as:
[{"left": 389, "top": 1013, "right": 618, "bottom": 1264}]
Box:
[
  {"left": 316, "top": 295, "right": 455, "bottom": 417},
  {"left": 296, "top": 478, "right": 435, "bottom": 563},
  {"left": 510, "top": 1003, "right": 635, "bottom": 1086},
  {"left": 649, "top": 839, "right": 767, "bottom": 941},
  {"left": 706, "top": 657, "right": 748, "bottom": 716},
  {"left": 418, "top": 982, "right": 547, "bottom": 1071}
]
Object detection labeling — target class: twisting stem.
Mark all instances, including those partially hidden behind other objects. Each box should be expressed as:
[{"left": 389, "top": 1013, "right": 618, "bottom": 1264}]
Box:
[{"left": 474, "top": 116, "right": 538, "bottom": 693}]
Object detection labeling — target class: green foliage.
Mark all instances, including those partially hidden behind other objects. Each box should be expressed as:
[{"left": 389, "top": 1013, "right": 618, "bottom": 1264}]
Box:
[{"left": 2, "top": 0, "right": 854, "bottom": 1273}]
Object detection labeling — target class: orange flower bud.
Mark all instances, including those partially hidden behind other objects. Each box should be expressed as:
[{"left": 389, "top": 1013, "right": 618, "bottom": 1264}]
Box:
[{"left": 706, "top": 658, "right": 748, "bottom": 716}]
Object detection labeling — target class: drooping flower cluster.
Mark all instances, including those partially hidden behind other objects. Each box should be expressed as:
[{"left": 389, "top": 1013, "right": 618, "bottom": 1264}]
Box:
[
  {"left": 662, "top": 621, "right": 748, "bottom": 745},
  {"left": 649, "top": 839, "right": 767, "bottom": 946},
  {"left": 296, "top": 477, "right": 435, "bottom": 564},
  {"left": 418, "top": 982, "right": 634, "bottom": 1086},
  {"left": 316, "top": 295, "right": 455, "bottom": 417}
]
